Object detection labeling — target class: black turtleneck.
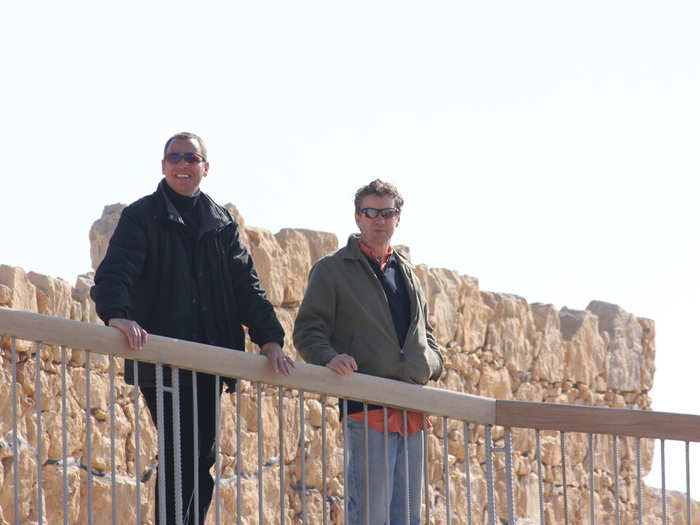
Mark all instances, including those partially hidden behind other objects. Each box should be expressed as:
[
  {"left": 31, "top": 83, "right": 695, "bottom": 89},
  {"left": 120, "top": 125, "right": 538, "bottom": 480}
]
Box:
[{"left": 162, "top": 180, "right": 201, "bottom": 232}]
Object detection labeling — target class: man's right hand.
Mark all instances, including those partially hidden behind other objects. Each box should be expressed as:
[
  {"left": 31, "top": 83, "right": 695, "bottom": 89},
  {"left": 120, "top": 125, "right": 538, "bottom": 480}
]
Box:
[
  {"left": 326, "top": 353, "right": 357, "bottom": 376},
  {"left": 108, "top": 318, "right": 148, "bottom": 350}
]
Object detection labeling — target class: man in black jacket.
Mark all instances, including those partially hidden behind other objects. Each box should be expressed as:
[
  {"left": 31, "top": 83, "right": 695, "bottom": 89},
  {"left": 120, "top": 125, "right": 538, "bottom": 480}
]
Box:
[{"left": 91, "top": 131, "right": 294, "bottom": 524}]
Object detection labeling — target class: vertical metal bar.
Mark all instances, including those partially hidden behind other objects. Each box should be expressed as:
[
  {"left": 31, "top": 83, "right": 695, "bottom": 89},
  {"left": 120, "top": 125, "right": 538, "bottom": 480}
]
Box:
[
  {"left": 613, "top": 435, "right": 620, "bottom": 525},
  {"left": 87, "top": 351, "right": 94, "bottom": 525},
  {"left": 236, "top": 380, "right": 242, "bottom": 525},
  {"left": 384, "top": 408, "right": 390, "bottom": 525},
  {"left": 589, "top": 433, "right": 595, "bottom": 525},
  {"left": 192, "top": 372, "right": 199, "bottom": 525},
  {"left": 686, "top": 441, "right": 691, "bottom": 525},
  {"left": 560, "top": 431, "right": 569, "bottom": 525},
  {"left": 404, "top": 410, "right": 410, "bottom": 525},
  {"left": 279, "top": 386, "right": 285, "bottom": 525},
  {"left": 661, "top": 439, "right": 667, "bottom": 525},
  {"left": 215, "top": 375, "right": 221, "bottom": 525},
  {"left": 300, "top": 391, "right": 307, "bottom": 525},
  {"left": 536, "top": 430, "right": 545, "bottom": 525},
  {"left": 258, "top": 383, "right": 264, "bottom": 525},
  {"left": 134, "top": 363, "right": 141, "bottom": 525},
  {"left": 504, "top": 428, "right": 515, "bottom": 525},
  {"left": 343, "top": 399, "right": 349, "bottom": 525},
  {"left": 443, "top": 417, "right": 450, "bottom": 525},
  {"left": 61, "top": 346, "right": 68, "bottom": 525},
  {"left": 109, "top": 355, "right": 116, "bottom": 525},
  {"left": 636, "top": 437, "right": 642, "bottom": 525},
  {"left": 321, "top": 394, "right": 328, "bottom": 525},
  {"left": 464, "top": 422, "right": 473, "bottom": 525},
  {"left": 35, "top": 342, "right": 44, "bottom": 525},
  {"left": 155, "top": 364, "right": 166, "bottom": 525},
  {"left": 363, "top": 403, "right": 369, "bottom": 525},
  {"left": 424, "top": 415, "right": 431, "bottom": 525},
  {"left": 12, "top": 337, "right": 19, "bottom": 524},
  {"left": 172, "top": 369, "right": 183, "bottom": 525},
  {"left": 485, "top": 425, "right": 496, "bottom": 525}
]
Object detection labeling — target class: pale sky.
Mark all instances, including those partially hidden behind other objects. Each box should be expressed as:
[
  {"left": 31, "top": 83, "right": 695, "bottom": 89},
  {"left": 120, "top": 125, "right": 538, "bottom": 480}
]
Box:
[{"left": 2, "top": 1, "right": 698, "bottom": 495}]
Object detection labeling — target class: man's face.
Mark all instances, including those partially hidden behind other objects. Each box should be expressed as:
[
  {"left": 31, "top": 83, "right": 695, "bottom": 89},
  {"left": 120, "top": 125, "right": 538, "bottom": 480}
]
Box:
[
  {"left": 355, "top": 194, "right": 400, "bottom": 249},
  {"left": 161, "top": 138, "right": 209, "bottom": 196}
]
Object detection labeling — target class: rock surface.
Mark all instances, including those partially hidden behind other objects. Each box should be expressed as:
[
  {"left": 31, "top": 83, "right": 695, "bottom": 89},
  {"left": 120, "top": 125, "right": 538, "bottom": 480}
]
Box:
[{"left": 0, "top": 203, "right": 693, "bottom": 525}]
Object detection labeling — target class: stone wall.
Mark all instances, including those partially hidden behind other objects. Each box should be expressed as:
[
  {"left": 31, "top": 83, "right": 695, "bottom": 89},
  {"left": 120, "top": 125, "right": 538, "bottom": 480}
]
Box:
[{"left": 0, "top": 203, "right": 696, "bottom": 524}]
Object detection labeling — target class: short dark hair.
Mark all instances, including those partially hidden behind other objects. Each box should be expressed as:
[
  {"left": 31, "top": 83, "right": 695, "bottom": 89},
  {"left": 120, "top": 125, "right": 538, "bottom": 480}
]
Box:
[
  {"left": 163, "top": 132, "right": 208, "bottom": 160},
  {"left": 354, "top": 179, "right": 404, "bottom": 213}
]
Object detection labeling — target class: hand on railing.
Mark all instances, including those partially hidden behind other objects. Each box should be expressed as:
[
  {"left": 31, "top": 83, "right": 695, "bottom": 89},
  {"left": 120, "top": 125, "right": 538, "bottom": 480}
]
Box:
[
  {"left": 326, "top": 353, "right": 358, "bottom": 376},
  {"left": 108, "top": 318, "right": 148, "bottom": 350},
  {"left": 261, "top": 341, "right": 296, "bottom": 376}
]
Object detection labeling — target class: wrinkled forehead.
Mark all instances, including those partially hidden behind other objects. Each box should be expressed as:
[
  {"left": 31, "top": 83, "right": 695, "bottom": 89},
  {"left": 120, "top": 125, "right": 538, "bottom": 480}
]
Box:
[
  {"left": 164, "top": 138, "right": 202, "bottom": 156},
  {"left": 359, "top": 193, "right": 396, "bottom": 210}
]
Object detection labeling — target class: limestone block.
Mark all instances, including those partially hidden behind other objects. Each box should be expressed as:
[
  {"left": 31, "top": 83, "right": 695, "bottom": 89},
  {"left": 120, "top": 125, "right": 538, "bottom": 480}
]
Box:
[
  {"left": 275, "top": 228, "right": 313, "bottom": 306},
  {"left": 0, "top": 284, "right": 10, "bottom": 306},
  {"left": 560, "top": 307, "right": 606, "bottom": 386},
  {"left": 588, "top": 301, "right": 644, "bottom": 392},
  {"left": 480, "top": 292, "right": 538, "bottom": 375},
  {"left": 478, "top": 366, "right": 513, "bottom": 400},
  {"left": 223, "top": 203, "right": 250, "bottom": 249},
  {"left": 27, "top": 271, "right": 74, "bottom": 319},
  {"left": 531, "top": 303, "right": 565, "bottom": 382},
  {"left": 245, "top": 227, "right": 286, "bottom": 307},
  {"left": 0, "top": 265, "right": 38, "bottom": 312},
  {"left": 414, "top": 266, "right": 464, "bottom": 348},
  {"left": 295, "top": 229, "right": 338, "bottom": 265},
  {"left": 89, "top": 203, "right": 126, "bottom": 271}
]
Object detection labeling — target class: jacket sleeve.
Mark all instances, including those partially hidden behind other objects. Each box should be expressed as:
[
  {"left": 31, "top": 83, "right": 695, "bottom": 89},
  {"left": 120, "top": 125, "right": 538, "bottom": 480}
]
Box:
[
  {"left": 227, "top": 224, "right": 285, "bottom": 347},
  {"left": 90, "top": 208, "right": 148, "bottom": 324},
  {"left": 292, "top": 259, "right": 340, "bottom": 366}
]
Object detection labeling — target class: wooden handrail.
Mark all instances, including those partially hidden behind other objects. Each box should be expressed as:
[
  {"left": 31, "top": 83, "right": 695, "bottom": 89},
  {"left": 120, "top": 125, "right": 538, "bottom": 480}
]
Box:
[{"left": 2, "top": 308, "right": 700, "bottom": 441}]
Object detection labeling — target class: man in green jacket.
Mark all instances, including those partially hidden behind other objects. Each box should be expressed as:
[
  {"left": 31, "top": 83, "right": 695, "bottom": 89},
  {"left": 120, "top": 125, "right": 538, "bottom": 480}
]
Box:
[{"left": 293, "top": 179, "right": 443, "bottom": 524}]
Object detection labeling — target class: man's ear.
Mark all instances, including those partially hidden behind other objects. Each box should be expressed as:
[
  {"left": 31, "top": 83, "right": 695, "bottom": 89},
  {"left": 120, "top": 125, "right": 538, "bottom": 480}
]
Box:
[
  {"left": 161, "top": 159, "right": 166, "bottom": 175},
  {"left": 203, "top": 161, "right": 210, "bottom": 177}
]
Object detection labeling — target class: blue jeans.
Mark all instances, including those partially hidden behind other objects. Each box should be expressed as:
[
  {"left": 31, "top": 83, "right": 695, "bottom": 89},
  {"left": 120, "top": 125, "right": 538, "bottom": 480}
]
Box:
[{"left": 345, "top": 416, "right": 423, "bottom": 525}]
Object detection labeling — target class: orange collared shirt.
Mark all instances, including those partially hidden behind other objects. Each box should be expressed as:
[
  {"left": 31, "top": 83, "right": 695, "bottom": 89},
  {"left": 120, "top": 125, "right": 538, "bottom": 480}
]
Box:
[
  {"left": 358, "top": 240, "right": 393, "bottom": 271},
  {"left": 348, "top": 408, "right": 430, "bottom": 436}
]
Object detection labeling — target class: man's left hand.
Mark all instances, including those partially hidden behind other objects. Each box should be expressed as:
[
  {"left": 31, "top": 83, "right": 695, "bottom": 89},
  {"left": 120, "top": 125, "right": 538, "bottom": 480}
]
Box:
[{"left": 261, "top": 342, "right": 296, "bottom": 376}]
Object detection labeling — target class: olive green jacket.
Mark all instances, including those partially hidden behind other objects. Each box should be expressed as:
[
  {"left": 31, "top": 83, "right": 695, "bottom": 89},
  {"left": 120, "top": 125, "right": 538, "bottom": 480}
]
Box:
[{"left": 293, "top": 235, "right": 444, "bottom": 385}]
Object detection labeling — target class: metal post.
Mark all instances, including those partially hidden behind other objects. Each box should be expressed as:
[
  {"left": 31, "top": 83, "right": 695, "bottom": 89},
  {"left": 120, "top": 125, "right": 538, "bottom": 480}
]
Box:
[
  {"left": 560, "top": 432, "right": 569, "bottom": 525},
  {"left": 155, "top": 364, "right": 166, "bottom": 525},
  {"left": 363, "top": 403, "right": 369, "bottom": 525},
  {"left": 464, "top": 422, "right": 473, "bottom": 525},
  {"left": 589, "top": 433, "right": 595, "bottom": 525},
  {"left": 384, "top": 408, "right": 390, "bottom": 525},
  {"left": 661, "top": 439, "right": 667, "bottom": 525},
  {"left": 636, "top": 437, "right": 642, "bottom": 525},
  {"left": 343, "top": 399, "right": 349, "bottom": 525},
  {"left": 300, "top": 390, "right": 307, "bottom": 525},
  {"left": 109, "top": 355, "right": 117, "bottom": 525},
  {"left": 134, "top": 363, "right": 141, "bottom": 525},
  {"left": 236, "top": 380, "right": 242, "bottom": 525},
  {"left": 35, "top": 342, "right": 44, "bottom": 525},
  {"left": 215, "top": 375, "right": 221, "bottom": 525},
  {"left": 258, "top": 383, "right": 264, "bottom": 525},
  {"left": 536, "top": 430, "right": 544, "bottom": 525},
  {"left": 172, "top": 368, "right": 183, "bottom": 525},
  {"left": 87, "top": 351, "right": 93, "bottom": 525},
  {"left": 279, "top": 386, "right": 285, "bottom": 525},
  {"left": 192, "top": 372, "right": 199, "bottom": 525},
  {"left": 12, "top": 337, "right": 19, "bottom": 524},
  {"left": 403, "top": 410, "right": 409, "bottom": 525},
  {"left": 686, "top": 441, "right": 691, "bottom": 525},
  {"left": 443, "top": 417, "right": 451, "bottom": 525},
  {"left": 485, "top": 425, "right": 496, "bottom": 525},
  {"left": 613, "top": 435, "right": 620, "bottom": 525},
  {"left": 61, "top": 346, "right": 69, "bottom": 525},
  {"left": 504, "top": 428, "right": 516, "bottom": 525},
  {"left": 322, "top": 394, "right": 328, "bottom": 525},
  {"left": 424, "top": 415, "right": 431, "bottom": 525}
]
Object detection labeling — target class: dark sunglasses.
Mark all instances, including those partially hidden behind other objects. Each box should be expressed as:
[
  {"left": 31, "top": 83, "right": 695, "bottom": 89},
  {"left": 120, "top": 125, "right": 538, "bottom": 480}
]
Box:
[
  {"left": 360, "top": 207, "right": 400, "bottom": 219},
  {"left": 164, "top": 152, "right": 206, "bottom": 164}
]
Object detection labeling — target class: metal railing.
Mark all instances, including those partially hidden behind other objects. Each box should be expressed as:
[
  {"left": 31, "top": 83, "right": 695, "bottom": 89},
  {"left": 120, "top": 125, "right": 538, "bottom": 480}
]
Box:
[{"left": 1, "top": 307, "right": 699, "bottom": 524}]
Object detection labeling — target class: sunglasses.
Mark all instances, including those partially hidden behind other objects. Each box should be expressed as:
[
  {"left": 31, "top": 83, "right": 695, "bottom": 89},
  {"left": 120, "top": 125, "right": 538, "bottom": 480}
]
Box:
[
  {"left": 359, "top": 207, "right": 400, "bottom": 219},
  {"left": 164, "top": 152, "right": 206, "bottom": 164}
]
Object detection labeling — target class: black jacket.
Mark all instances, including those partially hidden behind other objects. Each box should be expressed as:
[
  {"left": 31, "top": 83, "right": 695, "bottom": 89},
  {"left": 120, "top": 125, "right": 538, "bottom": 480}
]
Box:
[{"left": 90, "top": 180, "right": 285, "bottom": 387}]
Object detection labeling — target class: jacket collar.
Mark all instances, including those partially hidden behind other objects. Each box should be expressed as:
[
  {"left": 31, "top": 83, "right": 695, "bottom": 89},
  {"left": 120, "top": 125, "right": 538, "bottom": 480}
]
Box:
[
  {"left": 344, "top": 234, "right": 414, "bottom": 269},
  {"left": 156, "top": 179, "right": 232, "bottom": 234}
]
